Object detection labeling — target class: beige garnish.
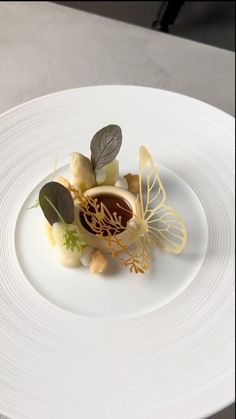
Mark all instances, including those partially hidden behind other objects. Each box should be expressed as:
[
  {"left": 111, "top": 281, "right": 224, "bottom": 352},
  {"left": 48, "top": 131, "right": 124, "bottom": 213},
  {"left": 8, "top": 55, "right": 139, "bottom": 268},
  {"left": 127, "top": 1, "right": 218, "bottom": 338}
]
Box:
[
  {"left": 124, "top": 173, "right": 139, "bottom": 195},
  {"left": 55, "top": 176, "right": 71, "bottom": 189},
  {"left": 89, "top": 250, "right": 108, "bottom": 274},
  {"left": 44, "top": 220, "right": 56, "bottom": 246}
]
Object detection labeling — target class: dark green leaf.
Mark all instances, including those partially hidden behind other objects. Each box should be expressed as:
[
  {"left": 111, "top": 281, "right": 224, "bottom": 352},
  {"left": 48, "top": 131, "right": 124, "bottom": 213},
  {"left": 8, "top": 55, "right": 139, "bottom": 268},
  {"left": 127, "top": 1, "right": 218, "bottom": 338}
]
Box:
[
  {"left": 90, "top": 124, "right": 122, "bottom": 170},
  {"left": 39, "top": 182, "right": 74, "bottom": 225}
]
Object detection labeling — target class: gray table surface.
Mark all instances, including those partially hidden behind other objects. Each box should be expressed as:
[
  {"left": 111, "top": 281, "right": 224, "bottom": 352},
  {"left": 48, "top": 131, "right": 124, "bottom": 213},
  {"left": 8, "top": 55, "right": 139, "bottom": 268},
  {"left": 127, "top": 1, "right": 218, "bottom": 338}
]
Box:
[{"left": 0, "top": 2, "right": 235, "bottom": 419}]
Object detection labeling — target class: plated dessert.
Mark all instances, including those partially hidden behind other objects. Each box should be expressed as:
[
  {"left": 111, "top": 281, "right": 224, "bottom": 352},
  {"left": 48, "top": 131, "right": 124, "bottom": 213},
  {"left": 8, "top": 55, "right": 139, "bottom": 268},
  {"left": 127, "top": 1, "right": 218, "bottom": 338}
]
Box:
[{"left": 35, "top": 124, "right": 187, "bottom": 274}]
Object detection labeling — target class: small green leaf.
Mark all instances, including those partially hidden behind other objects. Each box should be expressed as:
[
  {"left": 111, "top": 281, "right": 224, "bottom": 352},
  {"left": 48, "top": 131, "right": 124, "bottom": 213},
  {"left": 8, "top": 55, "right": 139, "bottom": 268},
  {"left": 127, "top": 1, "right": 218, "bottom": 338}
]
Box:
[
  {"left": 27, "top": 199, "right": 40, "bottom": 209},
  {"left": 63, "top": 228, "right": 85, "bottom": 252},
  {"left": 90, "top": 124, "right": 122, "bottom": 170},
  {"left": 39, "top": 182, "right": 74, "bottom": 225}
]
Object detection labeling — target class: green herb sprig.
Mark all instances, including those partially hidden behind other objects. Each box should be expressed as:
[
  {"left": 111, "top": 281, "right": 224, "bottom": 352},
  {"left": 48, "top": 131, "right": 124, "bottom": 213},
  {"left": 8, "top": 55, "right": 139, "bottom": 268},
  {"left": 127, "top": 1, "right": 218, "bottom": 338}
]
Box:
[
  {"left": 44, "top": 195, "right": 85, "bottom": 252},
  {"left": 63, "top": 229, "right": 85, "bottom": 252}
]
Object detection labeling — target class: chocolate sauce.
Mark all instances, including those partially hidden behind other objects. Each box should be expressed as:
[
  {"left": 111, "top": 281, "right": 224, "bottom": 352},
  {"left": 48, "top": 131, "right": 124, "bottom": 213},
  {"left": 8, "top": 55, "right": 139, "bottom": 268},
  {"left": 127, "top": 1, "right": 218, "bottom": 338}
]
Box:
[{"left": 80, "top": 193, "right": 133, "bottom": 236}]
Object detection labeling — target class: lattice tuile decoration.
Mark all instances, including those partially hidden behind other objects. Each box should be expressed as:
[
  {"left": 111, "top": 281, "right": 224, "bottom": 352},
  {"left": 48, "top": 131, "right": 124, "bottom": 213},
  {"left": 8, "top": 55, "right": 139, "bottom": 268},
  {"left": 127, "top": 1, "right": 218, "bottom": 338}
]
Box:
[{"left": 69, "top": 146, "right": 187, "bottom": 274}]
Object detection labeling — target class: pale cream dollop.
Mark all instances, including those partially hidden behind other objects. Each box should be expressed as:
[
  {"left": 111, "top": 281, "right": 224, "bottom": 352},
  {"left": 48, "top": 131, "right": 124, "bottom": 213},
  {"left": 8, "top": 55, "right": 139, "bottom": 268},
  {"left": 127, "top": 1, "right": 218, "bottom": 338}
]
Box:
[
  {"left": 52, "top": 222, "right": 82, "bottom": 267},
  {"left": 80, "top": 246, "right": 94, "bottom": 267}
]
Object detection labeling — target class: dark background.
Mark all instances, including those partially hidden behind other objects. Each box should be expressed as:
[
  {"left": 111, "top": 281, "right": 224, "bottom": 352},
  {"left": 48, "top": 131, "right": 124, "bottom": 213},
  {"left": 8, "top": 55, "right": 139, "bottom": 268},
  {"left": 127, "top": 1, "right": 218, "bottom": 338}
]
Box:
[{"left": 53, "top": 1, "right": 235, "bottom": 51}]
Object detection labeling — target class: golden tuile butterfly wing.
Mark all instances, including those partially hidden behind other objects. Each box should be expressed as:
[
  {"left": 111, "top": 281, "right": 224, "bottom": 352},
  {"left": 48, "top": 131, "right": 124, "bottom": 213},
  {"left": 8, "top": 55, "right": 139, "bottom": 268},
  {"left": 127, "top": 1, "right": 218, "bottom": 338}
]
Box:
[
  {"left": 138, "top": 146, "right": 187, "bottom": 255},
  {"left": 103, "top": 145, "right": 187, "bottom": 273}
]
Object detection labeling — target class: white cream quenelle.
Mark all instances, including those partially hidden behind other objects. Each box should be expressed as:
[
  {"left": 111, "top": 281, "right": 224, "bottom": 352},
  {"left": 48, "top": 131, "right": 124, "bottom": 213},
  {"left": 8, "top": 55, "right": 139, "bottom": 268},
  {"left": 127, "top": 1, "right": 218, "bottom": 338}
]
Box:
[
  {"left": 52, "top": 222, "right": 82, "bottom": 267},
  {"left": 70, "top": 152, "right": 95, "bottom": 192},
  {"left": 44, "top": 220, "right": 109, "bottom": 273}
]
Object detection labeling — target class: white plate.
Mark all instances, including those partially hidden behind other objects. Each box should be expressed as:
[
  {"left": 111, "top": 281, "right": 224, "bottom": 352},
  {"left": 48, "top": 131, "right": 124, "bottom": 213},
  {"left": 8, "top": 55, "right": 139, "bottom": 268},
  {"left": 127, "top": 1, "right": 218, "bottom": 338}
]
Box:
[{"left": 0, "top": 86, "right": 234, "bottom": 419}]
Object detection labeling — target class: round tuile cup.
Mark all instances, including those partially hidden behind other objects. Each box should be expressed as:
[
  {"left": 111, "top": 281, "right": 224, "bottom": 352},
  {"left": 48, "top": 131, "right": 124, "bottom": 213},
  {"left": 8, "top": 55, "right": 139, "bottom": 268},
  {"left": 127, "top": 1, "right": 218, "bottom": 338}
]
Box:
[{"left": 75, "top": 185, "right": 140, "bottom": 253}]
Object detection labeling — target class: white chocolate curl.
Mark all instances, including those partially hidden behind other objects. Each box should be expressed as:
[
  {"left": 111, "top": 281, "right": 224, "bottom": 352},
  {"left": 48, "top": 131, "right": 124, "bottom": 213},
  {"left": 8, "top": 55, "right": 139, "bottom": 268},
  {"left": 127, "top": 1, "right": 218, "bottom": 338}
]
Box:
[{"left": 70, "top": 152, "right": 95, "bottom": 192}]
